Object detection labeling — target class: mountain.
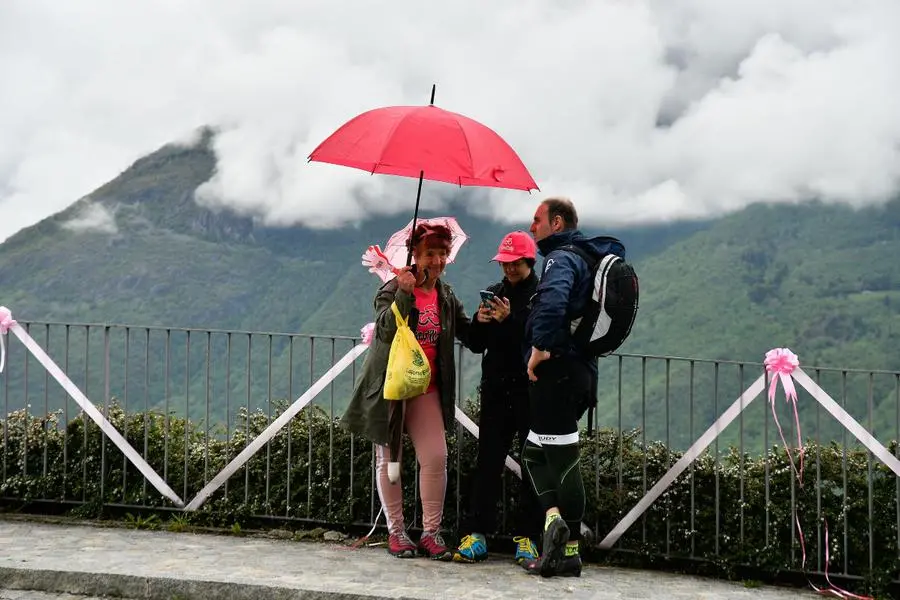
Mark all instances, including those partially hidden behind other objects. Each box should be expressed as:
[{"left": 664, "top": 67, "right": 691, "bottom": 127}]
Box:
[
  {"left": 604, "top": 198, "right": 900, "bottom": 449},
  {"left": 2, "top": 133, "right": 899, "bottom": 451}
]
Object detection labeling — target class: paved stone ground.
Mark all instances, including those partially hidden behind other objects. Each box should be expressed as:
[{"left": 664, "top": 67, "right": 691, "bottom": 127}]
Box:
[
  {"left": 0, "top": 520, "right": 817, "bottom": 600},
  {"left": 0, "top": 591, "right": 111, "bottom": 600}
]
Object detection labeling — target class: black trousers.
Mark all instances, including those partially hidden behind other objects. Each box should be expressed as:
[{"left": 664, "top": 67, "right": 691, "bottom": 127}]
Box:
[
  {"left": 528, "top": 358, "right": 594, "bottom": 439},
  {"left": 461, "top": 377, "right": 543, "bottom": 542},
  {"left": 523, "top": 357, "right": 595, "bottom": 543}
]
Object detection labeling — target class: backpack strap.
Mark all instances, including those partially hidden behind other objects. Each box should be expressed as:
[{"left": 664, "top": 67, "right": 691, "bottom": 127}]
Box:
[
  {"left": 559, "top": 244, "right": 596, "bottom": 269},
  {"left": 559, "top": 244, "right": 621, "bottom": 337},
  {"left": 591, "top": 254, "right": 621, "bottom": 340},
  {"left": 559, "top": 244, "right": 598, "bottom": 325}
]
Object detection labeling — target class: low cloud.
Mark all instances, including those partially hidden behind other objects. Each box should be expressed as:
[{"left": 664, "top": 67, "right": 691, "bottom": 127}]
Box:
[
  {"left": 1, "top": 0, "right": 898, "bottom": 240},
  {"left": 60, "top": 202, "right": 118, "bottom": 235}
]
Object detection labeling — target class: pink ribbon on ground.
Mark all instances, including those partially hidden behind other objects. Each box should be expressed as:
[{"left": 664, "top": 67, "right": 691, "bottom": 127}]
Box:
[
  {"left": 764, "top": 348, "right": 873, "bottom": 600},
  {"left": 0, "top": 306, "right": 17, "bottom": 374},
  {"left": 360, "top": 322, "right": 375, "bottom": 346},
  {"left": 810, "top": 519, "right": 873, "bottom": 600}
]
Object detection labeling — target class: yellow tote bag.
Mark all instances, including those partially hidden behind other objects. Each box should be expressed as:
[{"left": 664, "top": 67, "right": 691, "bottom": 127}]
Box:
[{"left": 383, "top": 301, "right": 432, "bottom": 400}]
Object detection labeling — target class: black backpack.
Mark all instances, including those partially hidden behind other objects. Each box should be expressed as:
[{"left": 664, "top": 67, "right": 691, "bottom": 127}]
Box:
[{"left": 562, "top": 243, "right": 639, "bottom": 358}]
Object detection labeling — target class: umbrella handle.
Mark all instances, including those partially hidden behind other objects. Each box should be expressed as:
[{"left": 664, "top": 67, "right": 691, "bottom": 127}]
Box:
[
  {"left": 409, "top": 264, "right": 429, "bottom": 285},
  {"left": 387, "top": 462, "right": 401, "bottom": 484}
]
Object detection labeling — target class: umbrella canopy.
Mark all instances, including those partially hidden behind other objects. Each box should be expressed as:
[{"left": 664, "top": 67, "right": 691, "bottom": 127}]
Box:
[
  {"left": 362, "top": 217, "right": 468, "bottom": 283},
  {"left": 308, "top": 104, "right": 538, "bottom": 192}
]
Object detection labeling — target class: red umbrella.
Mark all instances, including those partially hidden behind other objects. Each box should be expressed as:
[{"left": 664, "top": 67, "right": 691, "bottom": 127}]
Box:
[
  {"left": 309, "top": 86, "right": 538, "bottom": 483},
  {"left": 308, "top": 106, "right": 538, "bottom": 190},
  {"left": 308, "top": 86, "right": 539, "bottom": 265}
]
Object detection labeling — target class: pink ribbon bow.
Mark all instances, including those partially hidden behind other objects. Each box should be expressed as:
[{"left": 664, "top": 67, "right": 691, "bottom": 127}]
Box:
[
  {"left": 0, "top": 306, "right": 16, "bottom": 374},
  {"left": 764, "top": 348, "right": 872, "bottom": 599},
  {"left": 765, "top": 348, "right": 808, "bottom": 574},
  {"left": 360, "top": 322, "right": 375, "bottom": 346},
  {"left": 764, "top": 347, "right": 803, "bottom": 479}
]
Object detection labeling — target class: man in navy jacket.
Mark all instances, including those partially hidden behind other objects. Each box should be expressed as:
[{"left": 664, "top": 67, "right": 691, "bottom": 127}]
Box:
[{"left": 521, "top": 197, "right": 625, "bottom": 578}]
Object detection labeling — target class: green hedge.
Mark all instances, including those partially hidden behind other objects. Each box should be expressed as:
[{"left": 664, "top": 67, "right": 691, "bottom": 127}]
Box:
[{"left": 1, "top": 402, "right": 897, "bottom": 596}]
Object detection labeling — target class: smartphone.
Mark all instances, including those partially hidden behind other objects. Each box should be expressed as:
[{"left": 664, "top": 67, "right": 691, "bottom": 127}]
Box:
[{"left": 479, "top": 290, "right": 496, "bottom": 309}]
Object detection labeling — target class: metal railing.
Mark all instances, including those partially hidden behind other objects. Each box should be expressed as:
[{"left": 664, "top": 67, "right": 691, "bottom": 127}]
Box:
[{"left": 1, "top": 320, "right": 898, "bottom": 589}]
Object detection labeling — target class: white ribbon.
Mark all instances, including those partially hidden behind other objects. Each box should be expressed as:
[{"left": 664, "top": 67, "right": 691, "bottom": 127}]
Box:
[
  {"left": 0, "top": 306, "right": 184, "bottom": 507},
  {"left": 792, "top": 368, "right": 900, "bottom": 477},
  {"left": 598, "top": 366, "right": 900, "bottom": 550},
  {"left": 598, "top": 374, "right": 767, "bottom": 549},
  {"left": 1, "top": 306, "right": 375, "bottom": 512},
  {"left": 184, "top": 343, "right": 369, "bottom": 511}
]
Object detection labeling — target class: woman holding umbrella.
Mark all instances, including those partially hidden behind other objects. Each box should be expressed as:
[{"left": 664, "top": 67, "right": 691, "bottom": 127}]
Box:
[{"left": 342, "top": 222, "right": 472, "bottom": 561}]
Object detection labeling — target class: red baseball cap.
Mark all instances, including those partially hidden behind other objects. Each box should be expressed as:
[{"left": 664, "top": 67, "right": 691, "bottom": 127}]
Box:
[{"left": 491, "top": 231, "right": 537, "bottom": 262}]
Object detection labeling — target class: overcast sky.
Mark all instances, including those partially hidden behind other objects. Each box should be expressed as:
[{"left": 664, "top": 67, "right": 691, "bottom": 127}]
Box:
[{"left": 1, "top": 0, "right": 898, "bottom": 241}]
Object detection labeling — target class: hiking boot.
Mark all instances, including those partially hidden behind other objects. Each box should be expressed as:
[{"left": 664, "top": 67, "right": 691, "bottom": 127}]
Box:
[
  {"left": 513, "top": 536, "right": 539, "bottom": 565},
  {"left": 388, "top": 531, "right": 417, "bottom": 558},
  {"left": 453, "top": 533, "right": 488, "bottom": 563},
  {"left": 537, "top": 517, "right": 569, "bottom": 577},
  {"left": 523, "top": 553, "right": 582, "bottom": 578},
  {"left": 418, "top": 530, "right": 453, "bottom": 561}
]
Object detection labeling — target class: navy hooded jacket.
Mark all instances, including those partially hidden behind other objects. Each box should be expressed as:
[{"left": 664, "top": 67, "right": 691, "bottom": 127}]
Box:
[{"left": 523, "top": 230, "right": 626, "bottom": 367}]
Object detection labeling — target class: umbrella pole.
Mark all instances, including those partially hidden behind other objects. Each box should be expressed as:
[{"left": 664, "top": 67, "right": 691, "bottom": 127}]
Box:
[
  {"left": 391, "top": 169, "right": 424, "bottom": 483},
  {"left": 391, "top": 84, "right": 435, "bottom": 483},
  {"left": 405, "top": 170, "right": 425, "bottom": 267},
  {"left": 404, "top": 83, "right": 434, "bottom": 267}
]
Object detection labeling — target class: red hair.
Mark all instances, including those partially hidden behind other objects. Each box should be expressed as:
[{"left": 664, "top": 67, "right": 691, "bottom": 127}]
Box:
[{"left": 406, "top": 223, "right": 452, "bottom": 251}]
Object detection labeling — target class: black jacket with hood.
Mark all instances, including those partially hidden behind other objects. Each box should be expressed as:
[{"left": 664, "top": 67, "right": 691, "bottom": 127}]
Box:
[{"left": 468, "top": 270, "right": 539, "bottom": 385}]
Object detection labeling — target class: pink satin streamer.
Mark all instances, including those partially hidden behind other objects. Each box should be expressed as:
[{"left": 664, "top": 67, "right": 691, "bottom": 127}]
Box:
[
  {"left": 764, "top": 348, "right": 873, "bottom": 600},
  {"left": 0, "top": 306, "right": 17, "bottom": 374},
  {"left": 808, "top": 520, "right": 874, "bottom": 600},
  {"left": 765, "top": 348, "right": 804, "bottom": 482}
]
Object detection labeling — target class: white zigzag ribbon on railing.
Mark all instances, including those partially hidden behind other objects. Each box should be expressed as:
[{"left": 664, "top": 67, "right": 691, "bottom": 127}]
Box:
[
  {"left": 597, "top": 373, "right": 767, "bottom": 549},
  {"left": 183, "top": 333, "right": 372, "bottom": 511},
  {"left": 1, "top": 307, "right": 584, "bottom": 533},
  {"left": 790, "top": 367, "right": 898, "bottom": 600},
  {"left": 184, "top": 324, "right": 527, "bottom": 511},
  {"left": 598, "top": 347, "right": 900, "bottom": 600},
  {"left": 0, "top": 306, "right": 184, "bottom": 507},
  {"left": 792, "top": 369, "right": 900, "bottom": 477},
  {"left": 21, "top": 299, "right": 895, "bottom": 595}
]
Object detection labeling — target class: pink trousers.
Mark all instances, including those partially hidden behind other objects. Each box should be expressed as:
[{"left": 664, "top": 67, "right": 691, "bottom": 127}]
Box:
[{"left": 375, "top": 391, "right": 447, "bottom": 535}]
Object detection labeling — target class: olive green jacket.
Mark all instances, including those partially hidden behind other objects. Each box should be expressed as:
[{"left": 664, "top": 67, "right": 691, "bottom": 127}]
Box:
[{"left": 340, "top": 278, "right": 472, "bottom": 446}]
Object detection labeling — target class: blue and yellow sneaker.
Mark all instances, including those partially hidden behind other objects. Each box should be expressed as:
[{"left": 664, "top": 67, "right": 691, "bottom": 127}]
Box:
[
  {"left": 513, "top": 536, "right": 539, "bottom": 564},
  {"left": 453, "top": 533, "right": 488, "bottom": 563}
]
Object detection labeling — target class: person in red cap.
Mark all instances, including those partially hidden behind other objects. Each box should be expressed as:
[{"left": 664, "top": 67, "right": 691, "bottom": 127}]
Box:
[{"left": 454, "top": 231, "right": 544, "bottom": 565}]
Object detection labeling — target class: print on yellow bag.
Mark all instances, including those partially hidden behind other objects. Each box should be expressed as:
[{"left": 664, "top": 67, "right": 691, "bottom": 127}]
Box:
[{"left": 383, "top": 301, "right": 432, "bottom": 400}]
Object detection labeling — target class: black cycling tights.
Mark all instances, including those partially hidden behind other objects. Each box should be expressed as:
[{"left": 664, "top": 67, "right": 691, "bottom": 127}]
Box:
[{"left": 522, "top": 357, "right": 592, "bottom": 542}]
